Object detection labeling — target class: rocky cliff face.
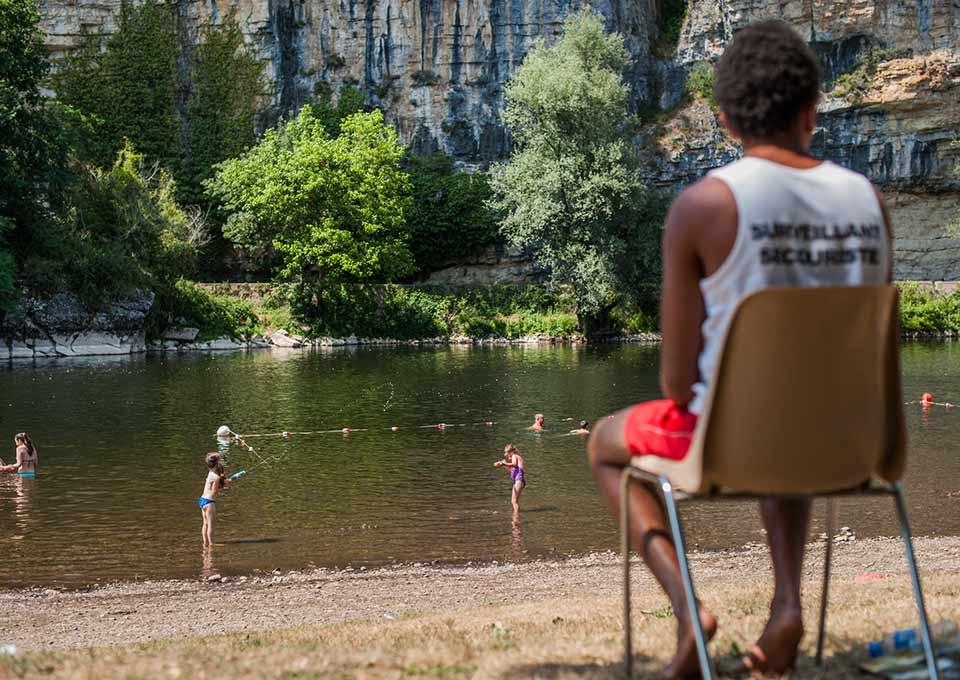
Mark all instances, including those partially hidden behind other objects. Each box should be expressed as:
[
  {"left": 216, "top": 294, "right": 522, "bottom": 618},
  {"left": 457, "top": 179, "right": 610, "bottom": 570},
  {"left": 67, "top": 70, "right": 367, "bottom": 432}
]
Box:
[{"left": 37, "top": 0, "right": 960, "bottom": 279}]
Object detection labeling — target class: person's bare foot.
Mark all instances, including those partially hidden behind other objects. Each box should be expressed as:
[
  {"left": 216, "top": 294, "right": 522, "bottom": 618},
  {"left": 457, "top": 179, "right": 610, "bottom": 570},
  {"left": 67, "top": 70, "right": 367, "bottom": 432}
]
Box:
[
  {"left": 741, "top": 607, "right": 803, "bottom": 675},
  {"left": 662, "top": 606, "right": 718, "bottom": 679}
]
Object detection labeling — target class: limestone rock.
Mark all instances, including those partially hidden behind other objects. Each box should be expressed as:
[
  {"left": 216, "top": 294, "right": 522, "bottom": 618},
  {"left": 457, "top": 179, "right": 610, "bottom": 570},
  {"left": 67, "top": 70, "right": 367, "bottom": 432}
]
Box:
[
  {"left": 162, "top": 327, "right": 200, "bottom": 342},
  {"left": 269, "top": 331, "right": 302, "bottom": 347}
]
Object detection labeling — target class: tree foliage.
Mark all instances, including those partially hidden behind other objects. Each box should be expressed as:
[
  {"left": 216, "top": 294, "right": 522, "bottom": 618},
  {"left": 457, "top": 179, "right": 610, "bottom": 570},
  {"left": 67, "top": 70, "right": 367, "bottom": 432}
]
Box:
[
  {"left": 63, "top": 143, "right": 205, "bottom": 305},
  {"left": 182, "top": 10, "right": 266, "bottom": 207},
  {"left": 489, "top": 9, "right": 663, "bottom": 320},
  {"left": 314, "top": 83, "right": 365, "bottom": 138},
  {"left": 207, "top": 106, "right": 414, "bottom": 287},
  {"left": 54, "top": 0, "right": 180, "bottom": 172},
  {"left": 0, "top": 0, "right": 74, "bottom": 309},
  {"left": 405, "top": 154, "right": 498, "bottom": 272}
]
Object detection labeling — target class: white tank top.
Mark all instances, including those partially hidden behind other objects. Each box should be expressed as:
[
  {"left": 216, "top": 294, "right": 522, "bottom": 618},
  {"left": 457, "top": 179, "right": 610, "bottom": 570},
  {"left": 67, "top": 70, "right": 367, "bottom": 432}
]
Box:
[{"left": 688, "top": 157, "right": 890, "bottom": 414}]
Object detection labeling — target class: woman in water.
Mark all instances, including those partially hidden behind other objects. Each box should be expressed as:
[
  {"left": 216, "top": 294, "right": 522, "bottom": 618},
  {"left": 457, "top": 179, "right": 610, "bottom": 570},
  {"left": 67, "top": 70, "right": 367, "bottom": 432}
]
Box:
[
  {"left": 0, "top": 433, "right": 38, "bottom": 477},
  {"left": 494, "top": 443, "right": 526, "bottom": 512},
  {"left": 570, "top": 420, "right": 591, "bottom": 435},
  {"left": 199, "top": 452, "right": 234, "bottom": 547}
]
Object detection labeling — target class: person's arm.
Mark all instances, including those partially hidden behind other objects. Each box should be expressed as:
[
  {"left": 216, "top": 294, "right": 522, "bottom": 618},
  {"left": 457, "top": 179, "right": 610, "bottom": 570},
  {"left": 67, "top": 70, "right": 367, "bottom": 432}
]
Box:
[
  {"left": 0, "top": 448, "right": 23, "bottom": 473},
  {"left": 659, "top": 188, "right": 708, "bottom": 406}
]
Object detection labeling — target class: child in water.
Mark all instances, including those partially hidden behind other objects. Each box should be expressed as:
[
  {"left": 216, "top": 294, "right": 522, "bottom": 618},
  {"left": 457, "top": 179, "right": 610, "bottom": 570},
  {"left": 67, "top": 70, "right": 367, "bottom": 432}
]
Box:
[
  {"left": 0, "top": 433, "right": 38, "bottom": 477},
  {"left": 570, "top": 421, "right": 591, "bottom": 435},
  {"left": 494, "top": 443, "right": 526, "bottom": 512},
  {"left": 199, "top": 452, "right": 234, "bottom": 547}
]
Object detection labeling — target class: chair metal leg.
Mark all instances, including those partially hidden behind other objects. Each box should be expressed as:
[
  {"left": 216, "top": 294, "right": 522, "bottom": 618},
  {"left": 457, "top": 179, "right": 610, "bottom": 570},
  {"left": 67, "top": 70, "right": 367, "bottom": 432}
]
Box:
[
  {"left": 892, "top": 482, "right": 940, "bottom": 680},
  {"left": 815, "top": 498, "right": 836, "bottom": 665},
  {"left": 621, "top": 469, "right": 634, "bottom": 678},
  {"left": 660, "top": 476, "right": 716, "bottom": 680}
]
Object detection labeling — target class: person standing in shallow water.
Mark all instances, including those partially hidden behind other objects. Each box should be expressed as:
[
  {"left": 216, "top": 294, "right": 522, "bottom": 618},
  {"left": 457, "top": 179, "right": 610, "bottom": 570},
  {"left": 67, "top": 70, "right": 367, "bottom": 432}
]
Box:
[
  {"left": 199, "top": 452, "right": 234, "bottom": 547},
  {"left": 527, "top": 414, "right": 545, "bottom": 431},
  {"left": 494, "top": 444, "right": 526, "bottom": 512},
  {"left": 588, "top": 20, "right": 891, "bottom": 679},
  {"left": 1, "top": 433, "right": 38, "bottom": 477}
]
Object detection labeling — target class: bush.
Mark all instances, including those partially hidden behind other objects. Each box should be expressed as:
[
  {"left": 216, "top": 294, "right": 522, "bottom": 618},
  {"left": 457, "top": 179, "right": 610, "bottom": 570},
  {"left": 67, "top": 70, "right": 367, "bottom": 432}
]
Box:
[
  {"left": 405, "top": 154, "right": 498, "bottom": 272},
  {"left": 147, "top": 279, "right": 261, "bottom": 340},
  {"left": 61, "top": 143, "right": 205, "bottom": 306},
  {"left": 285, "top": 284, "right": 580, "bottom": 340},
  {"left": 686, "top": 62, "right": 717, "bottom": 109},
  {"left": 898, "top": 284, "right": 960, "bottom": 335}
]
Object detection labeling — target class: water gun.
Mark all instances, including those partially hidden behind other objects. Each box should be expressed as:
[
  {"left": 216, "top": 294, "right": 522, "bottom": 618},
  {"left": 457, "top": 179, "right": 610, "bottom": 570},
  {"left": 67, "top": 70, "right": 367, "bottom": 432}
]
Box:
[{"left": 229, "top": 470, "right": 247, "bottom": 481}]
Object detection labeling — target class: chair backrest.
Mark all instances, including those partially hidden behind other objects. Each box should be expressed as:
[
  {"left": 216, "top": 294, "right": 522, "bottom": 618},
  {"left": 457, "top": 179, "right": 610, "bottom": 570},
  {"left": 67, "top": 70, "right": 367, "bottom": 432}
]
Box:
[{"left": 689, "top": 285, "right": 905, "bottom": 495}]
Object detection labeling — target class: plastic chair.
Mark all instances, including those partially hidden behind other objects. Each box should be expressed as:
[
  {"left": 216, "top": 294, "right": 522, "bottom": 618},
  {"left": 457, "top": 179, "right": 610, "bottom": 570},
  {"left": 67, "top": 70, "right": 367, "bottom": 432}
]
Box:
[{"left": 620, "top": 286, "right": 940, "bottom": 679}]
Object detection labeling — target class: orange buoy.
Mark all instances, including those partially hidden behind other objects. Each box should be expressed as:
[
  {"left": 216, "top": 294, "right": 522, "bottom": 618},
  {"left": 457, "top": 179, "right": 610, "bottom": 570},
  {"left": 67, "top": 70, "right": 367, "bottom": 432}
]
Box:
[
  {"left": 342, "top": 427, "right": 351, "bottom": 433},
  {"left": 922, "top": 393, "right": 934, "bottom": 404},
  {"left": 485, "top": 421, "right": 493, "bottom": 426},
  {"left": 437, "top": 423, "right": 445, "bottom": 429},
  {"left": 282, "top": 431, "right": 292, "bottom": 438}
]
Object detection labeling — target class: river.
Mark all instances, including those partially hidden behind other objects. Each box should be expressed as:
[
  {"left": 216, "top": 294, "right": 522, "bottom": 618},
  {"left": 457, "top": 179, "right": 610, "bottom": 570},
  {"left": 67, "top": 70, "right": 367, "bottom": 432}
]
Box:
[{"left": 0, "top": 342, "right": 957, "bottom": 588}]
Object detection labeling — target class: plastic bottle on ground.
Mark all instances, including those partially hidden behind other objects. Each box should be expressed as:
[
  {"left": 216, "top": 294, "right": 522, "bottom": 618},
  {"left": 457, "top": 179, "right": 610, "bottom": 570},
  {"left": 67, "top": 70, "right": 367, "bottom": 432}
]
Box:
[{"left": 868, "top": 620, "right": 958, "bottom": 657}]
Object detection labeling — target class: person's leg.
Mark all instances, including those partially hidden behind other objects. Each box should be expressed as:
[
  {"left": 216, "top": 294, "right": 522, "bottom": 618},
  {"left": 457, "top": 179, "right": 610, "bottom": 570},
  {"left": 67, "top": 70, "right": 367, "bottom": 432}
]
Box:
[
  {"left": 743, "top": 498, "right": 811, "bottom": 673},
  {"left": 511, "top": 482, "right": 522, "bottom": 512},
  {"left": 204, "top": 503, "right": 217, "bottom": 547},
  {"left": 201, "top": 507, "right": 210, "bottom": 546},
  {"left": 588, "top": 407, "right": 716, "bottom": 679}
]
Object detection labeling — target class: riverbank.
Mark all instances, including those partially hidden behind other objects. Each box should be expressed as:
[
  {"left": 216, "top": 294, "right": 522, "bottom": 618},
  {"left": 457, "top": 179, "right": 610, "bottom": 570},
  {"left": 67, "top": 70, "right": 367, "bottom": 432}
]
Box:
[{"left": 1, "top": 536, "right": 958, "bottom": 678}]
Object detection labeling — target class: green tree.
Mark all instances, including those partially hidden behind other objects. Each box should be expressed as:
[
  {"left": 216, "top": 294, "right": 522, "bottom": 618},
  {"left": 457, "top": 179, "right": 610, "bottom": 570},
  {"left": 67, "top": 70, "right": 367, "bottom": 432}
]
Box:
[
  {"left": 64, "top": 143, "right": 205, "bottom": 305},
  {"left": 489, "top": 9, "right": 663, "bottom": 327},
  {"left": 314, "top": 83, "right": 365, "bottom": 138},
  {"left": 0, "top": 0, "right": 74, "bottom": 308},
  {"left": 206, "top": 106, "right": 414, "bottom": 293},
  {"left": 54, "top": 0, "right": 180, "bottom": 172},
  {"left": 182, "top": 11, "right": 266, "bottom": 207},
  {"left": 405, "top": 153, "right": 497, "bottom": 272}
]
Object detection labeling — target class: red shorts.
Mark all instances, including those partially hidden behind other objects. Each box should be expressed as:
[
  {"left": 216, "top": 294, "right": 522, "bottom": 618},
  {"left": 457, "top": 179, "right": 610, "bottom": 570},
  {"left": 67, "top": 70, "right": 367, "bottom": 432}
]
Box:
[{"left": 624, "top": 400, "right": 698, "bottom": 461}]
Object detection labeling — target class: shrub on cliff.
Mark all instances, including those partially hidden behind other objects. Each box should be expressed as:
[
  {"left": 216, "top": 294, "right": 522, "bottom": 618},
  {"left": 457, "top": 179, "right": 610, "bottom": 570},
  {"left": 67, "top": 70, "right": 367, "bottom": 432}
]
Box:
[
  {"left": 405, "top": 154, "right": 498, "bottom": 273},
  {"left": 489, "top": 9, "right": 664, "bottom": 331},
  {"left": 207, "top": 106, "right": 414, "bottom": 306}
]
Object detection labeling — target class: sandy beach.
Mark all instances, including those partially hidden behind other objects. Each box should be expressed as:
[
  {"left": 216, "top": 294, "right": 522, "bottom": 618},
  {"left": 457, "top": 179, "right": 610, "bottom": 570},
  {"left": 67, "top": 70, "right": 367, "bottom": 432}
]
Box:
[{"left": 0, "top": 536, "right": 958, "bottom": 678}]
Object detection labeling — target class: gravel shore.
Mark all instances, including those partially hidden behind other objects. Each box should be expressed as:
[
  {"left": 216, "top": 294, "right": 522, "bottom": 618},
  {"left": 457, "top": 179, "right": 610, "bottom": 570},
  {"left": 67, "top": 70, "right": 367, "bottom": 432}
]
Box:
[{"left": 2, "top": 535, "right": 958, "bottom": 656}]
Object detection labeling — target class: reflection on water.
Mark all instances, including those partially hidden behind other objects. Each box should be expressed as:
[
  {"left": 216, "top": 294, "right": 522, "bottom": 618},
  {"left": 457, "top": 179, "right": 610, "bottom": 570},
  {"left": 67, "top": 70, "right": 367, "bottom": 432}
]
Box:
[{"left": 0, "top": 342, "right": 958, "bottom": 587}]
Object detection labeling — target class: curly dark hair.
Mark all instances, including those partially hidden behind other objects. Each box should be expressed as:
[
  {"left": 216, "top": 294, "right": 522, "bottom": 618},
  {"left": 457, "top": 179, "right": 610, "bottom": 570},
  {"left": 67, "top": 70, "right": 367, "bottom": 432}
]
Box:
[{"left": 714, "top": 19, "right": 821, "bottom": 138}]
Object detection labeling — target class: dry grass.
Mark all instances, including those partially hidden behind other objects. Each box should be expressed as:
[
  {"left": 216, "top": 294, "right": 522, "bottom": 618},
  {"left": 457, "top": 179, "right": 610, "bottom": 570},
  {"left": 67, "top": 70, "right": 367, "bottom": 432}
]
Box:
[{"left": 1, "top": 540, "right": 958, "bottom": 679}]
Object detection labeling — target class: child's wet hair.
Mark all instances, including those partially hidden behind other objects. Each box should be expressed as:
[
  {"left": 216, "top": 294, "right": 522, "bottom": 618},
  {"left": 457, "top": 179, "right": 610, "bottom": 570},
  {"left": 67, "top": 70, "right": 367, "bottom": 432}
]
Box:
[
  {"left": 504, "top": 443, "right": 518, "bottom": 454},
  {"left": 14, "top": 432, "right": 36, "bottom": 456},
  {"left": 205, "top": 452, "right": 221, "bottom": 468}
]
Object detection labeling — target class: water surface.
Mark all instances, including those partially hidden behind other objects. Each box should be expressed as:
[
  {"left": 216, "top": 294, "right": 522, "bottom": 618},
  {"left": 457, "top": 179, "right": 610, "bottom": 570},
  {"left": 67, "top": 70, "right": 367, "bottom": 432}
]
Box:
[{"left": 0, "top": 342, "right": 957, "bottom": 587}]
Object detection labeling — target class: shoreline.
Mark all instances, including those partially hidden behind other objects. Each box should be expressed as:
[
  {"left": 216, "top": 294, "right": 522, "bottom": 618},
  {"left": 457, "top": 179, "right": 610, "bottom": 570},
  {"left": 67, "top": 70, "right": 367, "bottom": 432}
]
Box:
[
  {"left": 2, "top": 331, "right": 663, "bottom": 361},
  {"left": 1, "top": 536, "right": 957, "bottom": 655}
]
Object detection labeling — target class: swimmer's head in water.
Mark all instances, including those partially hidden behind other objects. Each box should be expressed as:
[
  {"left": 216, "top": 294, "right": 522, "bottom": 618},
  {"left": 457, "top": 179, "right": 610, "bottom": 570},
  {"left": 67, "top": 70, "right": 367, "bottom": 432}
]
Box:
[
  {"left": 579, "top": 420, "right": 589, "bottom": 430},
  {"left": 714, "top": 19, "right": 820, "bottom": 139},
  {"left": 534, "top": 414, "right": 544, "bottom": 423}
]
